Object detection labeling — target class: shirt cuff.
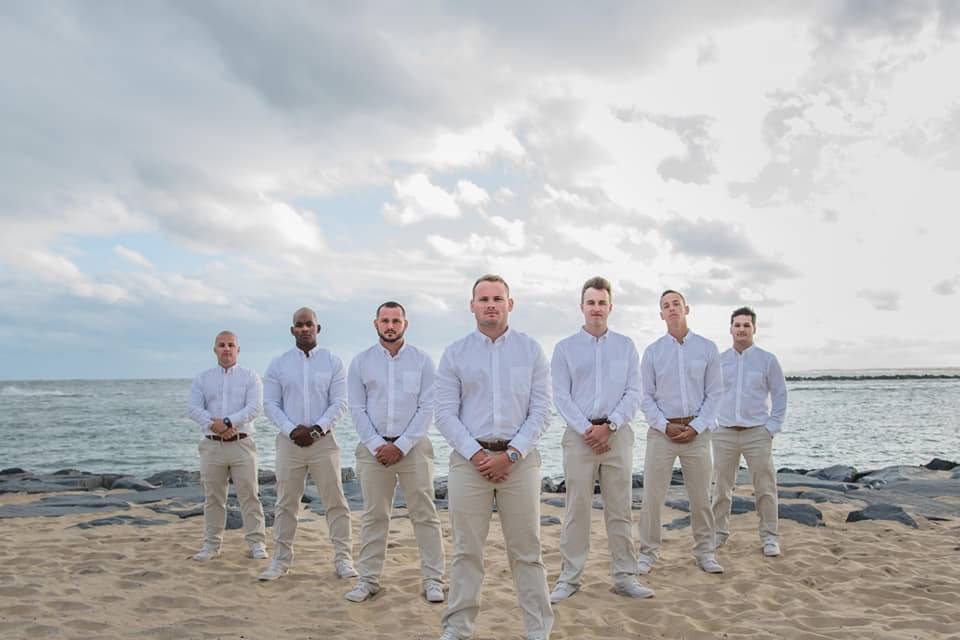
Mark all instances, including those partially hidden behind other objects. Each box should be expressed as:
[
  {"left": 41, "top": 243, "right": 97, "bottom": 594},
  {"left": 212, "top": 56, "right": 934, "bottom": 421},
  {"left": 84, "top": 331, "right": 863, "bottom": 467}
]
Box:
[
  {"left": 507, "top": 434, "right": 532, "bottom": 458},
  {"left": 279, "top": 420, "right": 297, "bottom": 436},
  {"left": 456, "top": 439, "right": 483, "bottom": 461},
  {"left": 394, "top": 435, "right": 415, "bottom": 455},
  {"left": 690, "top": 418, "right": 712, "bottom": 433},
  {"left": 765, "top": 422, "right": 780, "bottom": 436}
]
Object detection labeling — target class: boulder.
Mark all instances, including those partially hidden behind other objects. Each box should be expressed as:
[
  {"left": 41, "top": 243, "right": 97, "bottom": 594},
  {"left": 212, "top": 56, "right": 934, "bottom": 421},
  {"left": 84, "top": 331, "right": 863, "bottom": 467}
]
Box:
[
  {"left": 924, "top": 458, "right": 958, "bottom": 471},
  {"left": 807, "top": 465, "right": 858, "bottom": 483},
  {"left": 341, "top": 467, "right": 356, "bottom": 483},
  {"left": 258, "top": 469, "right": 276, "bottom": 485},
  {"left": 145, "top": 470, "right": 201, "bottom": 487},
  {"left": 0, "top": 467, "right": 27, "bottom": 475},
  {"left": 779, "top": 503, "right": 824, "bottom": 527},
  {"left": 108, "top": 476, "right": 157, "bottom": 492},
  {"left": 632, "top": 473, "right": 643, "bottom": 489},
  {"left": 540, "top": 515, "right": 561, "bottom": 526},
  {"left": 846, "top": 503, "right": 917, "bottom": 528},
  {"left": 74, "top": 515, "right": 168, "bottom": 529}
]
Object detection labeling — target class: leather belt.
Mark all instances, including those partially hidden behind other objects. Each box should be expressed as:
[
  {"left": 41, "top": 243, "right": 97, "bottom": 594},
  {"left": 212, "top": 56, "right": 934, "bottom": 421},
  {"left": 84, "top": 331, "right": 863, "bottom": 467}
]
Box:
[
  {"left": 476, "top": 439, "right": 511, "bottom": 452},
  {"left": 206, "top": 433, "right": 249, "bottom": 442},
  {"left": 725, "top": 426, "right": 761, "bottom": 431},
  {"left": 382, "top": 436, "right": 399, "bottom": 443},
  {"left": 667, "top": 416, "right": 695, "bottom": 426},
  {"left": 589, "top": 417, "right": 608, "bottom": 425}
]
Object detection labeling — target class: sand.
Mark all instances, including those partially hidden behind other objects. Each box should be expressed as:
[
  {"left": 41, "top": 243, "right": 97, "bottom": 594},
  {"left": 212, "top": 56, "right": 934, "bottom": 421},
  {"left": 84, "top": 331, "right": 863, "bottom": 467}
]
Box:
[{"left": 0, "top": 489, "right": 958, "bottom": 640}]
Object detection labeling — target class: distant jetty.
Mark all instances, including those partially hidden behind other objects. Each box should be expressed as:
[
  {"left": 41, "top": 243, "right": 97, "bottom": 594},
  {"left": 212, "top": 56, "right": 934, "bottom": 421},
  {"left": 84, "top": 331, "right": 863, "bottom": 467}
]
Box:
[{"left": 786, "top": 374, "right": 960, "bottom": 382}]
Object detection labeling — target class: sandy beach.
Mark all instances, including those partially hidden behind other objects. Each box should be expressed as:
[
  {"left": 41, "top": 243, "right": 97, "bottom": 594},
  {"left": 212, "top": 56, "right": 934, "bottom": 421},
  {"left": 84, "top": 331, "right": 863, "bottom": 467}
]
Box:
[{"left": 1, "top": 478, "right": 958, "bottom": 640}]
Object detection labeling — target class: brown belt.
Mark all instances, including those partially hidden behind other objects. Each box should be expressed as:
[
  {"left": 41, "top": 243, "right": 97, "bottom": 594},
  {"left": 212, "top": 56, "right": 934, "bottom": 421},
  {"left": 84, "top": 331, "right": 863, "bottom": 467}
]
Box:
[
  {"left": 206, "top": 433, "right": 249, "bottom": 442},
  {"left": 382, "top": 436, "right": 399, "bottom": 443},
  {"left": 476, "top": 439, "right": 511, "bottom": 452},
  {"left": 725, "top": 426, "right": 761, "bottom": 431},
  {"left": 667, "top": 416, "right": 695, "bottom": 426},
  {"left": 589, "top": 417, "right": 608, "bottom": 425}
]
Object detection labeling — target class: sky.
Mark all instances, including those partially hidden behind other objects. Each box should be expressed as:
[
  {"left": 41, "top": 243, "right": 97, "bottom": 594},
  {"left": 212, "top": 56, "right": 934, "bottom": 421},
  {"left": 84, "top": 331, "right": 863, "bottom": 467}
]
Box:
[{"left": 2, "top": 1, "right": 959, "bottom": 380}]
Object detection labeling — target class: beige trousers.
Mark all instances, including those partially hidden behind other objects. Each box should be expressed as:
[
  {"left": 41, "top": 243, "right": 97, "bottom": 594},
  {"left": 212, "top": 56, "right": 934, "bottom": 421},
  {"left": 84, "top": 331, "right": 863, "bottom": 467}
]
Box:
[
  {"left": 711, "top": 427, "right": 779, "bottom": 543},
  {"left": 637, "top": 429, "right": 715, "bottom": 562},
  {"left": 558, "top": 424, "right": 637, "bottom": 586},
  {"left": 198, "top": 436, "right": 266, "bottom": 548},
  {"left": 441, "top": 450, "right": 553, "bottom": 640},
  {"left": 355, "top": 439, "right": 444, "bottom": 588},
  {"left": 272, "top": 432, "right": 353, "bottom": 568}
]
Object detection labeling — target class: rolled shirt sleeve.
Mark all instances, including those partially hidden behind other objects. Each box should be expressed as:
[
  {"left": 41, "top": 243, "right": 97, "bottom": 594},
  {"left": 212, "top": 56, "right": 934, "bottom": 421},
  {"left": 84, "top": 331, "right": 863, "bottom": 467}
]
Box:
[
  {"left": 765, "top": 354, "right": 788, "bottom": 436},
  {"left": 435, "top": 347, "right": 482, "bottom": 461},
  {"left": 508, "top": 342, "right": 552, "bottom": 457}
]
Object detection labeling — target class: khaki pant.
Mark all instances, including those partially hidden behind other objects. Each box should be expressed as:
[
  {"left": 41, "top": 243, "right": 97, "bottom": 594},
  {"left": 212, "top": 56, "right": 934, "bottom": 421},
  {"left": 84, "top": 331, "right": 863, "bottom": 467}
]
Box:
[
  {"left": 637, "top": 429, "right": 715, "bottom": 562},
  {"left": 198, "top": 436, "right": 266, "bottom": 548},
  {"left": 558, "top": 424, "right": 637, "bottom": 586},
  {"left": 272, "top": 432, "right": 353, "bottom": 569},
  {"left": 355, "top": 439, "right": 444, "bottom": 588},
  {"left": 712, "top": 427, "right": 778, "bottom": 543},
  {"left": 442, "top": 450, "right": 553, "bottom": 640}
]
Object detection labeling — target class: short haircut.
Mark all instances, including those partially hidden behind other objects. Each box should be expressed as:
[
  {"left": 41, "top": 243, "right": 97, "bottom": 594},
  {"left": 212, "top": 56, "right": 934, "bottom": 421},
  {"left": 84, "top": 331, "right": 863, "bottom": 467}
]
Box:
[
  {"left": 214, "top": 331, "right": 237, "bottom": 346},
  {"left": 472, "top": 274, "right": 510, "bottom": 298},
  {"left": 730, "top": 306, "right": 757, "bottom": 325},
  {"left": 376, "top": 301, "right": 406, "bottom": 318},
  {"left": 581, "top": 276, "right": 612, "bottom": 303},
  {"left": 660, "top": 289, "right": 686, "bottom": 304},
  {"left": 292, "top": 307, "right": 318, "bottom": 324}
]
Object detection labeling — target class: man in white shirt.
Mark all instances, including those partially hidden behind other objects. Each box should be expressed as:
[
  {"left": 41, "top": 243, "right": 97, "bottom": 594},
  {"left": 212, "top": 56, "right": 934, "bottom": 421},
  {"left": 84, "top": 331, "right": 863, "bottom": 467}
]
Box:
[
  {"left": 187, "top": 330, "right": 267, "bottom": 561},
  {"left": 549, "top": 277, "right": 652, "bottom": 603},
  {"left": 258, "top": 307, "right": 357, "bottom": 582},
  {"left": 712, "top": 306, "right": 788, "bottom": 557},
  {"left": 637, "top": 290, "right": 725, "bottom": 575},
  {"left": 435, "top": 275, "right": 554, "bottom": 640},
  {"left": 344, "top": 301, "right": 445, "bottom": 604}
]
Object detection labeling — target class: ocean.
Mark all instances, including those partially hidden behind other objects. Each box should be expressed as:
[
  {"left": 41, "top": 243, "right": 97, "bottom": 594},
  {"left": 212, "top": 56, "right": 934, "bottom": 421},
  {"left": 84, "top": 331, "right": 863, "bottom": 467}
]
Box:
[{"left": 1, "top": 370, "right": 958, "bottom": 479}]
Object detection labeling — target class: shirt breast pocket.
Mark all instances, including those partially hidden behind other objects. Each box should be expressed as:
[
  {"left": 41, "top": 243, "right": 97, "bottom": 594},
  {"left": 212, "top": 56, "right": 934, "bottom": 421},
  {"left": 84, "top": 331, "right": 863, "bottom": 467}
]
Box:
[
  {"left": 686, "top": 358, "right": 706, "bottom": 381},
  {"left": 608, "top": 359, "right": 628, "bottom": 385},
  {"left": 510, "top": 365, "right": 532, "bottom": 392},
  {"left": 402, "top": 370, "right": 421, "bottom": 394},
  {"left": 314, "top": 371, "right": 331, "bottom": 393},
  {"left": 747, "top": 370, "right": 766, "bottom": 392}
]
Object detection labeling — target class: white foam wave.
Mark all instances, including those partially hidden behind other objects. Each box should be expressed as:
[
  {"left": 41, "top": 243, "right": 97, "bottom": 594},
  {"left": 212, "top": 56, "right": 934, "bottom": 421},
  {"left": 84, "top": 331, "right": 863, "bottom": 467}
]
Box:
[{"left": 0, "top": 385, "right": 67, "bottom": 397}]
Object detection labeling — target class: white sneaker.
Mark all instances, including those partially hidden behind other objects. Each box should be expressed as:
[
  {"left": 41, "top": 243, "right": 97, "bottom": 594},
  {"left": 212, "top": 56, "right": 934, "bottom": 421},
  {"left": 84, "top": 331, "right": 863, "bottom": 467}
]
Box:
[
  {"left": 345, "top": 581, "right": 379, "bottom": 602},
  {"left": 424, "top": 580, "right": 445, "bottom": 603},
  {"left": 549, "top": 581, "right": 579, "bottom": 603},
  {"left": 248, "top": 543, "right": 268, "bottom": 560},
  {"left": 698, "top": 555, "right": 724, "bottom": 574},
  {"left": 762, "top": 540, "right": 781, "bottom": 557},
  {"left": 438, "top": 630, "right": 459, "bottom": 640},
  {"left": 335, "top": 559, "right": 359, "bottom": 579},
  {"left": 613, "top": 577, "right": 655, "bottom": 599},
  {"left": 636, "top": 556, "right": 654, "bottom": 575},
  {"left": 192, "top": 544, "right": 220, "bottom": 561},
  {"left": 258, "top": 562, "right": 288, "bottom": 581}
]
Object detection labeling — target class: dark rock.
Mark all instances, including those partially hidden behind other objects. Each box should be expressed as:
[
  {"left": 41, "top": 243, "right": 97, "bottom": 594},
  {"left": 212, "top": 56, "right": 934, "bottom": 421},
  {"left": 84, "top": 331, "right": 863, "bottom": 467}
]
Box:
[
  {"left": 555, "top": 480, "right": 566, "bottom": 493},
  {"left": 807, "top": 465, "right": 858, "bottom": 483},
  {"left": 778, "top": 467, "right": 809, "bottom": 475},
  {"left": 145, "top": 470, "right": 201, "bottom": 487},
  {"left": 730, "top": 496, "right": 756, "bottom": 514},
  {"left": 110, "top": 486, "right": 204, "bottom": 504},
  {"left": 0, "top": 467, "right": 26, "bottom": 475},
  {"left": 846, "top": 503, "right": 917, "bottom": 528},
  {"left": 777, "top": 472, "right": 859, "bottom": 492},
  {"left": 541, "top": 476, "right": 559, "bottom": 493},
  {"left": 632, "top": 473, "right": 643, "bottom": 489},
  {"left": 225, "top": 509, "right": 243, "bottom": 530},
  {"left": 779, "top": 503, "right": 824, "bottom": 527},
  {"left": 258, "top": 469, "right": 276, "bottom": 485},
  {"left": 0, "top": 495, "right": 131, "bottom": 518},
  {"left": 953, "top": 469, "right": 960, "bottom": 481},
  {"left": 592, "top": 498, "right": 604, "bottom": 510},
  {"left": 434, "top": 479, "right": 448, "bottom": 500},
  {"left": 543, "top": 498, "right": 565, "bottom": 509},
  {"left": 53, "top": 469, "right": 84, "bottom": 475},
  {"left": 665, "top": 516, "right": 690, "bottom": 530},
  {"left": 149, "top": 504, "right": 203, "bottom": 519},
  {"left": 924, "top": 458, "right": 958, "bottom": 471},
  {"left": 108, "top": 476, "right": 157, "bottom": 492},
  {"left": 341, "top": 467, "right": 356, "bottom": 483},
  {"left": 74, "top": 515, "right": 168, "bottom": 529},
  {"left": 671, "top": 469, "right": 685, "bottom": 486},
  {"left": 665, "top": 499, "right": 690, "bottom": 512},
  {"left": 540, "top": 515, "right": 561, "bottom": 526}
]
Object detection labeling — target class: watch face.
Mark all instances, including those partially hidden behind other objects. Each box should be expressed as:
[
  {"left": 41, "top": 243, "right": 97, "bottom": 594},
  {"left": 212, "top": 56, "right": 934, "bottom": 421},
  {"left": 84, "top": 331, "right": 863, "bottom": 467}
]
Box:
[
  {"left": 310, "top": 430, "right": 321, "bottom": 440},
  {"left": 508, "top": 451, "right": 520, "bottom": 462},
  {"left": 608, "top": 422, "right": 618, "bottom": 432}
]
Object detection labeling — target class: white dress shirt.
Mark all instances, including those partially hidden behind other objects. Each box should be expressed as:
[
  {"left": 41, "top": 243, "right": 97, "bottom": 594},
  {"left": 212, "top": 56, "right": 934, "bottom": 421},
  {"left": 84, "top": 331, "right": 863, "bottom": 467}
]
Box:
[
  {"left": 640, "top": 330, "right": 723, "bottom": 434},
  {"left": 551, "top": 328, "right": 641, "bottom": 435},
  {"left": 717, "top": 344, "right": 788, "bottom": 435},
  {"left": 187, "top": 364, "right": 263, "bottom": 436},
  {"left": 348, "top": 342, "right": 435, "bottom": 456},
  {"left": 263, "top": 346, "right": 347, "bottom": 436},
  {"left": 435, "top": 328, "right": 552, "bottom": 460}
]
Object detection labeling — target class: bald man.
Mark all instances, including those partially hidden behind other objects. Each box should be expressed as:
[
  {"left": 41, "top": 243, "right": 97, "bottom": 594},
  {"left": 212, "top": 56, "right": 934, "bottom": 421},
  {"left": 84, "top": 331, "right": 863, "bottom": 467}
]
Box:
[
  {"left": 187, "top": 330, "right": 267, "bottom": 561},
  {"left": 259, "top": 308, "right": 357, "bottom": 582}
]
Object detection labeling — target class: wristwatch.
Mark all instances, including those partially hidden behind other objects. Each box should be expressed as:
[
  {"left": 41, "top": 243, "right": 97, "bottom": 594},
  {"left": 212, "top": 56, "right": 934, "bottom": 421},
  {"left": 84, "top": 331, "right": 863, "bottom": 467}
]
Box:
[
  {"left": 607, "top": 420, "right": 619, "bottom": 433},
  {"left": 222, "top": 417, "right": 232, "bottom": 429},
  {"left": 310, "top": 425, "right": 324, "bottom": 440},
  {"left": 506, "top": 449, "right": 521, "bottom": 463}
]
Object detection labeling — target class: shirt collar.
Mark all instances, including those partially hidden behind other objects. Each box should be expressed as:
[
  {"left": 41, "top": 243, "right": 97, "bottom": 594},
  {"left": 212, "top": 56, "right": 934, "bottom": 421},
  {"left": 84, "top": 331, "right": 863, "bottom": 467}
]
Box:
[
  {"left": 377, "top": 341, "right": 407, "bottom": 358},
  {"left": 219, "top": 363, "right": 237, "bottom": 374},
  {"left": 473, "top": 327, "right": 512, "bottom": 345},
  {"left": 298, "top": 345, "right": 321, "bottom": 359},
  {"left": 667, "top": 329, "right": 692, "bottom": 345},
  {"left": 578, "top": 327, "right": 608, "bottom": 342}
]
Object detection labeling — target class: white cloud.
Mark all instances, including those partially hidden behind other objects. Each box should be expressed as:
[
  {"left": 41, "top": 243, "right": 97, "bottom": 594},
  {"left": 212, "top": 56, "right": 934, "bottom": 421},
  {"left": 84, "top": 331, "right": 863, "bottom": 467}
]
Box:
[
  {"left": 113, "top": 244, "right": 154, "bottom": 269},
  {"left": 383, "top": 173, "right": 461, "bottom": 225}
]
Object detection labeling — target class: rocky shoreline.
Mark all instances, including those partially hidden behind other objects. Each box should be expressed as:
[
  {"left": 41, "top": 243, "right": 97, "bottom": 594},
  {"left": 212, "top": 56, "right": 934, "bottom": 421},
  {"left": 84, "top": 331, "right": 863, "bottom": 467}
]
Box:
[{"left": 2, "top": 458, "right": 957, "bottom": 533}]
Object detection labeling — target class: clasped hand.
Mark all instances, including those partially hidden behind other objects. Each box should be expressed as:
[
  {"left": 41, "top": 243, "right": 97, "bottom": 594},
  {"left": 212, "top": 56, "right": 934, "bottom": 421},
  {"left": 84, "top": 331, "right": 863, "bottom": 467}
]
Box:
[
  {"left": 471, "top": 450, "right": 514, "bottom": 483},
  {"left": 666, "top": 422, "right": 697, "bottom": 444}
]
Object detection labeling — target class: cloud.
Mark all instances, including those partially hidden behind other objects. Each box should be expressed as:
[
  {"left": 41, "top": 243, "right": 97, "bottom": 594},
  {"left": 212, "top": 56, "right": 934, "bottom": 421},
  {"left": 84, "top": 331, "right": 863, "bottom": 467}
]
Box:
[
  {"left": 933, "top": 276, "right": 960, "bottom": 295},
  {"left": 613, "top": 109, "right": 718, "bottom": 184},
  {"left": 857, "top": 288, "right": 900, "bottom": 311},
  {"left": 113, "top": 245, "right": 153, "bottom": 269},
  {"left": 382, "top": 173, "right": 462, "bottom": 225},
  {"left": 821, "top": 208, "right": 840, "bottom": 223}
]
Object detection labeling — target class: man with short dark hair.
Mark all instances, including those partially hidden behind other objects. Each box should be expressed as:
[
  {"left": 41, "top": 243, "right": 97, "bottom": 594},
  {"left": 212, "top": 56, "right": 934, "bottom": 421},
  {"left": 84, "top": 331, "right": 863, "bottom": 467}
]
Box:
[
  {"left": 188, "top": 331, "right": 267, "bottom": 561},
  {"left": 435, "top": 274, "right": 554, "bottom": 640},
  {"left": 344, "top": 301, "right": 445, "bottom": 603},
  {"left": 258, "top": 307, "right": 356, "bottom": 582},
  {"left": 637, "top": 290, "right": 724, "bottom": 575},
  {"left": 712, "top": 307, "right": 787, "bottom": 557},
  {"left": 549, "top": 277, "right": 652, "bottom": 603}
]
